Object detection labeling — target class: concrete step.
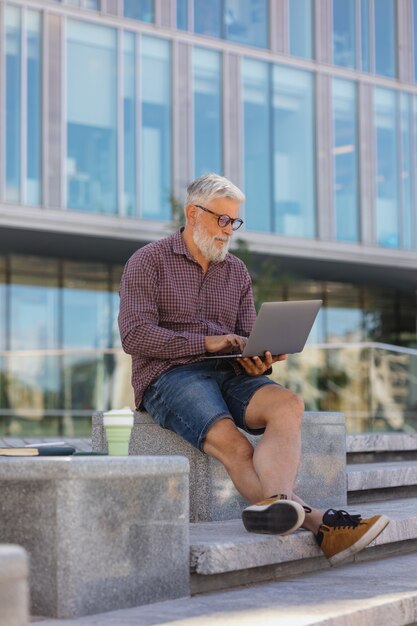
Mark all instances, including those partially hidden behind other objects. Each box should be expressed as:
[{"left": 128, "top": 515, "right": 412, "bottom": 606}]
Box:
[
  {"left": 189, "top": 497, "right": 417, "bottom": 594},
  {"left": 347, "top": 460, "right": 417, "bottom": 503},
  {"left": 347, "top": 432, "right": 417, "bottom": 463},
  {"left": 37, "top": 551, "right": 417, "bottom": 626}
]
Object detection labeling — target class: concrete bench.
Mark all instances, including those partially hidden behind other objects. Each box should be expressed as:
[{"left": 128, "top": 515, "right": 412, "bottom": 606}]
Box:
[
  {"left": 92, "top": 411, "right": 347, "bottom": 522},
  {"left": 0, "top": 456, "right": 189, "bottom": 619},
  {"left": 0, "top": 545, "right": 29, "bottom": 626}
]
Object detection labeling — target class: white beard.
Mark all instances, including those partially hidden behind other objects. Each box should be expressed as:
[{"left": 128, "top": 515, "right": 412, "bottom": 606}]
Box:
[{"left": 192, "top": 217, "right": 230, "bottom": 263}]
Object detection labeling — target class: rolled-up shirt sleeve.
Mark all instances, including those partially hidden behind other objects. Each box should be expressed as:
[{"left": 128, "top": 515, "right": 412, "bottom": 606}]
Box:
[
  {"left": 235, "top": 270, "right": 256, "bottom": 337},
  {"left": 118, "top": 251, "right": 206, "bottom": 359}
]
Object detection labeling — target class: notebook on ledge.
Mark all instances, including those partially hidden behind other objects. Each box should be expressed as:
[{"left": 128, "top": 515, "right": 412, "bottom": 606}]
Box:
[{"left": 205, "top": 299, "right": 322, "bottom": 359}]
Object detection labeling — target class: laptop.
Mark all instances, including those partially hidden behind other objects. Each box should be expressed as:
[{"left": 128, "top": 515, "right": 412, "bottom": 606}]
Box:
[{"left": 206, "top": 300, "right": 322, "bottom": 358}]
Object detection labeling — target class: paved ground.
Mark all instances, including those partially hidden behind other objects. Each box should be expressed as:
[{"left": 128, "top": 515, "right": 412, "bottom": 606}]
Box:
[{"left": 32, "top": 551, "right": 417, "bottom": 626}]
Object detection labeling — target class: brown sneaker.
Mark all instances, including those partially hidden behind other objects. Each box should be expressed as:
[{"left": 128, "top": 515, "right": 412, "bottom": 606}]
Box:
[
  {"left": 316, "top": 509, "right": 390, "bottom": 566},
  {"left": 242, "top": 494, "right": 305, "bottom": 535}
]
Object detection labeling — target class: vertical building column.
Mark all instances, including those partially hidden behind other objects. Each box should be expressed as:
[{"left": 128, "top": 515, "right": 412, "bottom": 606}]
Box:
[
  {"left": 270, "top": 0, "right": 288, "bottom": 54},
  {"left": 397, "top": 0, "right": 413, "bottom": 83},
  {"left": 156, "top": 0, "right": 174, "bottom": 29},
  {"left": 315, "top": 0, "right": 332, "bottom": 64},
  {"left": 172, "top": 40, "right": 192, "bottom": 201},
  {"left": 223, "top": 52, "right": 243, "bottom": 190},
  {"left": 47, "top": 13, "right": 62, "bottom": 209},
  {"left": 358, "top": 81, "right": 375, "bottom": 245},
  {"left": 103, "top": 0, "right": 120, "bottom": 17},
  {"left": 315, "top": 72, "right": 333, "bottom": 241}
]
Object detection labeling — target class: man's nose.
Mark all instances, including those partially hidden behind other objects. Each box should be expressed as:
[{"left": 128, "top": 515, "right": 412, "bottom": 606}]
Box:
[{"left": 223, "top": 221, "right": 234, "bottom": 235}]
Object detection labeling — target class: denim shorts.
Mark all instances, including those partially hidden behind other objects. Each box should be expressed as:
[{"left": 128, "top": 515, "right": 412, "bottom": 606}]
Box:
[{"left": 142, "top": 359, "right": 280, "bottom": 451}]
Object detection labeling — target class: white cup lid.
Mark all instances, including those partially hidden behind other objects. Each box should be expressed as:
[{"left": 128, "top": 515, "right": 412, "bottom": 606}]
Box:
[
  {"left": 103, "top": 416, "right": 133, "bottom": 426},
  {"left": 103, "top": 406, "right": 133, "bottom": 418}
]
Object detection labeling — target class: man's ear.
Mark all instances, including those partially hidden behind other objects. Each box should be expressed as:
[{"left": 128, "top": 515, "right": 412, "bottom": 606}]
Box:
[{"left": 185, "top": 203, "right": 198, "bottom": 224}]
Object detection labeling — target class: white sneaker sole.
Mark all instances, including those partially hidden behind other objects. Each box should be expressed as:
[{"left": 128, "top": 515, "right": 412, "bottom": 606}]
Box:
[{"left": 328, "top": 515, "right": 390, "bottom": 566}]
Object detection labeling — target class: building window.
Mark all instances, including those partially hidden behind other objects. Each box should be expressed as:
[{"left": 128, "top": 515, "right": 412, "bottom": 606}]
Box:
[
  {"left": 360, "top": 0, "right": 370, "bottom": 72},
  {"left": 272, "top": 65, "right": 315, "bottom": 238},
  {"left": 400, "top": 94, "right": 413, "bottom": 249},
  {"left": 413, "top": 0, "right": 417, "bottom": 82},
  {"left": 332, "top": 79, "right": 359, "bottom": 243},
  {"left": 242, "top": 59, "right": 272, "bottom": 232},
  {"left": 194, "top": 0, "right": 268, "bottom": 48},
  {"left": 27, "top": 11, "right": 42, "bottom": 206},
  {"left": 5, "top": 6, "right": 21, "bottom": 203},
  {"left": 192, "top": 47, "right": 222, "bottom": 178},
  {"left": 374, "top": 88, "right": 399, "bottom": 248},
  {"left": 374, "top": 0, "right": 396, "bottom": 78},
  {"left": 332, "top": 0, "right": 396, "bottom": 77},
  {"left": 332, "top": 0, "right": 356, "bottom": 69},
  {"left": 123, "top": 32, "right": 136, "bottom": 217},
  {"left": 124, "top": 0, "right": 154, "bottom": 23},
  {"left": 289, "top": 0, "right": 313, "bottom": 59},
  {"left": 140, "top": 37, "right": 171, "bottom": 220},
  {"left": 66, "top": 20, "right": 118, "bottom": 214},
  {"left": 177, "top": 0, "right": 189, "bottom": 30}
]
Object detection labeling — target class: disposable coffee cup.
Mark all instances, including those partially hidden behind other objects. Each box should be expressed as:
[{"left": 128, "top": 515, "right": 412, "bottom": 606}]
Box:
[{"left": 103, "top": 407, "right": 134, "bottom": 456}]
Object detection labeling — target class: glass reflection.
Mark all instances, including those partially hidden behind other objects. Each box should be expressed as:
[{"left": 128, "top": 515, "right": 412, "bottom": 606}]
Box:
[
  {"left": 177, "top": 0, "right": 188, "bottom": 30},
  {"left": 123, "top": 32, "right": 136, "bottom": 217},
  {"left": 193, "top": 47, "right": 222, "bottom": 177},
  {"left": 332, "top": 79, "right": 359, "bottom": 243},
  {"left": 272, "top": 65, "right": 315, "bottom": 238},
  {"left": 360, "top": 0, "right": 370, "bottom": 72},
  {"left": 124, "top": 0, "right": 154, "bottom": 22},
  {"left": 289, "top": 0, "right": 313, "bottom": 59},
  {"left": 242, "top": 59, "right": 272, "bottom": 232},
  {"left": 374, "top": 88, "right": 400, "bottom": 248},
  {"left": 414, "top": 0, "right": 417, "bottom": 82},
  {"left": 332, "top": 0, "right": 356, "bottom": 69},
  {"left": 194, "top": 0, "right": 222, "bottom": 38},
  {"left": 225, "top": 0, "right": 268, "bottom": 48},
  {"left": 141, "top": 37, "right": 171, "bottom": 219},
  {"left": 26, "top": 11, "right": 42, "bottom": 206},
  {"left": 374, "top": 0, "right": 396, "bottom": 78},
  {"left": 400, "top": 94, "right": 412, "bottom": 249},
  {"left": 67, "top": 20, "right": 117, "bottom": 214},
  {"left": 5, "top": 6, "right": 21, "bottom": 203}
]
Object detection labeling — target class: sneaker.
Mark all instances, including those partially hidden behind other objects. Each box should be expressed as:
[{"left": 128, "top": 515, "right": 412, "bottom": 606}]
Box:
[
  {"left": 242, "top": 494, "right": 305, "bottom": 535},
  {"left": 316, "top": 509, "right": 390, "bottom": 566}
]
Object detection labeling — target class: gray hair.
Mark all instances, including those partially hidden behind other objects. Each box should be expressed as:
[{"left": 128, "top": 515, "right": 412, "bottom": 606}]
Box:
[{"left": 186, "top": 173, "right": 245, "bottom": 208}]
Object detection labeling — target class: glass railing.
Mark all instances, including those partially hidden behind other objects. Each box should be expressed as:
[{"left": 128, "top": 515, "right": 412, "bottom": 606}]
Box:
[
  {"left": 1, "top": 342, "right": 417, "bottom": 436},
  {"left": 275, "top": 342, "right": 417, "bottom": 434}
]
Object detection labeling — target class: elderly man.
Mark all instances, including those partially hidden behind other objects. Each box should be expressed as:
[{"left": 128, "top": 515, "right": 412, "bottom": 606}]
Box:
[{"left": 118, "top": 173, "right": 388, "bottom": 566}]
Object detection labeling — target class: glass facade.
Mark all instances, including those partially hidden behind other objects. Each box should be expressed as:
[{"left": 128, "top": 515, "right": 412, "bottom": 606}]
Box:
[
  {"left": 67, "top": 20, "right": 118, "bottom": 214},
  {"left": 374, "top": 88, "right": 400, "bottom": 248},
  {"left": 194, "top": 0, "right": 268, "bottom": 48},
  {"left": 243, "top": 61, "right": 315, "bottom": 237},
  {"left": 5, "top": 6, "right": 21, "bottom": 203},
  {"left": 124, "top": 0, "right": 154, "bottom": 22},
  {"left": 2, "top": 1, "right": 417, "bottom": 436},
  {"left": 123, "top": 32, "right": 137, "bottom": 217},
  {"left": 289, "top": 0, "right": 313, "bottom": 59},
  {"left": 193, "top": 47, "right": 222, "bottom": 178},
  {"left": 332, "top": 0, "right": 356, "bottom": 69},
  {"left": 140, "top": 37, "right": 171, "bottom": 219},
  {"left": 332, "top": 0, "right": 396, "bottom": 76},
  {"left": 332, "top": 79, "right": 359, "bottom": 243}
]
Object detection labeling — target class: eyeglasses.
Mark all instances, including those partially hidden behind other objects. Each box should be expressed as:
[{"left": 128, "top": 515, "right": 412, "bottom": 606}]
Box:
[{"left": 194, "top": 205, "right": 244, "bottom": 231}]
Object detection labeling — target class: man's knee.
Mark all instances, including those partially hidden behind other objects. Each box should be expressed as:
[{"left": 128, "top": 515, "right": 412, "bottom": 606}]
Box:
[
  {"left": 247, "top": 386, "right": 304, "bottom": 430},
  {"left": 203, "top": 418, "right": 254, "bottom": 467}
]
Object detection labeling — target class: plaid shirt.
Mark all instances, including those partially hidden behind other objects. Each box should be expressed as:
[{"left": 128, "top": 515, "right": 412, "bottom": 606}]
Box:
[{"left": 118, "top": 229, "right": 256, "bottom": 408}]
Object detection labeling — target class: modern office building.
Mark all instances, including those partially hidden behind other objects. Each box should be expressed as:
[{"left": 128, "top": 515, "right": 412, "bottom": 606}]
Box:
[{"left": 1, "top": 0, "right": 417, "bottom": 436}]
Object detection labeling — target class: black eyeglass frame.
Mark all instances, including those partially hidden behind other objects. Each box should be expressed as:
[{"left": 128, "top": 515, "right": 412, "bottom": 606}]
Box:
[{"left": 194, "top": 204, "right": 244, "bottom": 231}]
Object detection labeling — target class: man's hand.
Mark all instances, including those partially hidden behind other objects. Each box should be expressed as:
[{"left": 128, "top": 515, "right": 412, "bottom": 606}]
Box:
[
  {"left": 205, "top": 334, "right": 247, "bottom": 354},
  {"left": 237, "top": 351, "right": 288, "bottom": 376}
]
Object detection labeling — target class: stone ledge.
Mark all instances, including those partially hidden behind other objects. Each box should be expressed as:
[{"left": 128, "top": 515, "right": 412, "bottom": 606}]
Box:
[
  {"left": 0, "top": 545, "right": 29, "bottom": 626},
  {"left": 190, "top": 496, "right": 417, "bottom": 577},
  {"left": 347, "top": 433, "right": 417, "bottom": 453},
  {"left": 347, "top": 461, "right": 417, "bottom": 491},
  {"left": 92, "top": 411, "right": 347, "bottom": 522}
]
